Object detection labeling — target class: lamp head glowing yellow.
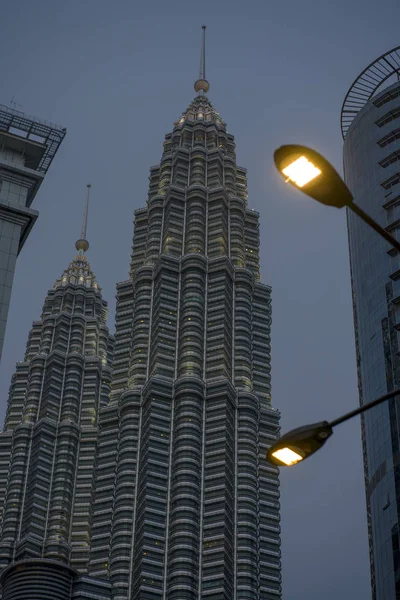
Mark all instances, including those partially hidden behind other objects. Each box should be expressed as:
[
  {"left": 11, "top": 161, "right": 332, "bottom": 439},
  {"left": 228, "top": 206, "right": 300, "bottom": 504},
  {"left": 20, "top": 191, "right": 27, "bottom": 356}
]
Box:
[
  {"left": 266, "top": 421, "right": 333, "bottom": 467},
  {"left": 282, "top": 156, "right": 321, "bottom": 188},
  {"left": 274, "top": 145, "right": 353, "bottom": 209},
  {"left": 271, "top": 447, "right": 304, "bottom": 466}
]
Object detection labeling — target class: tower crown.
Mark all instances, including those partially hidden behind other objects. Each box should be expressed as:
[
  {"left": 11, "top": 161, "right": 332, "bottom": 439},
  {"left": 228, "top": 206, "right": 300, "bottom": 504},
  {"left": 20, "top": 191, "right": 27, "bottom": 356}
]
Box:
[
  {"left": 177, "top": 94, "right": 224, "bottom": 127},
  {"left": 55, "top": 253, "right": 99, "bottom": 290},
  {"left": 54, "top": 185, "right": 99, "bottom": 290},
  {"left": 176, "top": 26, "right": 227, "bottom": 128}
]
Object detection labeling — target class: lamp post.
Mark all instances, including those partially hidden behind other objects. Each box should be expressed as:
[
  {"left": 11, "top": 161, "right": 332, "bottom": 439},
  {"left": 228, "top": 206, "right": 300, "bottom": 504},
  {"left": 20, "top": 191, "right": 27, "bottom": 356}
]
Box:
[
  {"left": 267, "top": 387, "right": 400, "bottom": 467},
  {"left": 271, "top": 144, "right": 400, "bottom": 467},
  {"left": 273, "top": 144, "right": 400, "bottom": 253}
]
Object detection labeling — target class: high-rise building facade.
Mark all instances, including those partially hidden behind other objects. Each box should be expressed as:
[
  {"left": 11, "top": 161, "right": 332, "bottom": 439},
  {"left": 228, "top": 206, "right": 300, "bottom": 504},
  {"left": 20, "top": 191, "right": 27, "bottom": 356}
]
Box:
[
  {"left": 87, "top": 29, "right": 281, "bottom": 600},
  {"left": 342, "top": 46, "right": 400, "bottom": 600},
  {"left": 0, "top": 188, "right": 114, "bottom": 599},
  {"left": 0, "top": 104, "right": 65, "bottom": 361},
  {"left": 0, "top": 30, "right": 281, "bottom": 600}
]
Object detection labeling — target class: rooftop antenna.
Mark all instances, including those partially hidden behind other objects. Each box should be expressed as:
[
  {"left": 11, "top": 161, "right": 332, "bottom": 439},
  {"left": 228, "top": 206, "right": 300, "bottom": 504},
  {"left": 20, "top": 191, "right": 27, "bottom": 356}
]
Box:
[{"left": 194, "top": 25, "right": 210, "bottom": 95}]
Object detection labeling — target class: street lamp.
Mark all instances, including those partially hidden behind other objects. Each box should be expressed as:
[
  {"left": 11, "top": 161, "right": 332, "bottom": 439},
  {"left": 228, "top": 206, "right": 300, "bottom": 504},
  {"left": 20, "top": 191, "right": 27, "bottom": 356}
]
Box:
[
  {"left": 267, "top": 387, "right": 400, "bottom": 467},
  {"left": 273, "top": 144, "right": 400, "bottom": 253}
]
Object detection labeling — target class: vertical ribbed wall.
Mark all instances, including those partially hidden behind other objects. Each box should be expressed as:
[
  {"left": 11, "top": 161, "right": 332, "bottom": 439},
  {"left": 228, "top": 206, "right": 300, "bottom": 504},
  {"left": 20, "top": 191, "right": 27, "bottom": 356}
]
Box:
[
  {"left": 89, "top": 94, "right": 281, "bottom": 600},
  {"left": 0, "top": 559, "right": 76, "bottom": 600},
  {"left": 0, "top": 255, "right": 114, "bottom": 579}
]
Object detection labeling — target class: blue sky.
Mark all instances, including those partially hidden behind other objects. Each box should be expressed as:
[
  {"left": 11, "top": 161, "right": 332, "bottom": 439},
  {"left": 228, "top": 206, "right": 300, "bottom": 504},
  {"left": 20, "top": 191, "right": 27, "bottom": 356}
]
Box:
[{"left": 2, "top": 0, "right": 400, "bottom": 597}]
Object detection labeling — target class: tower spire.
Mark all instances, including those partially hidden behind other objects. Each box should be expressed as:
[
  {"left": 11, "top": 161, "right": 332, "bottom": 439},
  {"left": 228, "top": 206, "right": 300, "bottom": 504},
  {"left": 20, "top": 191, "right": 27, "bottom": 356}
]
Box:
[
  {"left": 75, "top": 184, "right": 91, "bottom": 254},
  {"left": 199, "top": 24, "right": 206, "bottom": 81},
  {"left": 194, "top": 25, "right": 210, "bottom": 95}
]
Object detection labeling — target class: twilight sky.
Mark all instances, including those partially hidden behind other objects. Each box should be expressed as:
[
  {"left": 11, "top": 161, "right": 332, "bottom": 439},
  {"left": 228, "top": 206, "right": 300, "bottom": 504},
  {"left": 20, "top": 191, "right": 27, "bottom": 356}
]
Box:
[{"left": 1, "top": 0, "right": 400, "bottom": 597}]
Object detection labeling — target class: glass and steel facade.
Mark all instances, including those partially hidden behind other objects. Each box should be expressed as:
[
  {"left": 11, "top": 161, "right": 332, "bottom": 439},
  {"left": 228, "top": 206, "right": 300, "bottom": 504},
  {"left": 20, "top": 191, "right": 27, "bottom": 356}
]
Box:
[
  {"left": 0, "top": 71, "right": 281, "bottom": 598},
  {"left": 0, "top": 248, "right": 114, "bottom": 598},
  {"left": 343, "top": 47, "right": 400, "bottom": 600},
  {"left": 87, "top": 91, "right": 282, "bottom": 600}
]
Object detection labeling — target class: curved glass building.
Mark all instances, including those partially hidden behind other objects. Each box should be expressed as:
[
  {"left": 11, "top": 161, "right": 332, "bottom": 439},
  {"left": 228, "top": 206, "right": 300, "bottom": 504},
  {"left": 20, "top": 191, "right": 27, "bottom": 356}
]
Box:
[{"left": 343, "top": 47, "right": 400, "bottom": 600}]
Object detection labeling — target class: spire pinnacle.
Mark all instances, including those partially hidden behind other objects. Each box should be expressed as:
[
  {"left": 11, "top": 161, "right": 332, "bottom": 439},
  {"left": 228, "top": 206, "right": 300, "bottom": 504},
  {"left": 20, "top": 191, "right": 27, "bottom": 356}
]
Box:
[
  {"left": 194, "top": 25, "right": 210, "bottom": 95},
  {"left": 199, "top": 25, "right": 206, "bottom": 80},
  {"left": 75, "top": 184, "right": 91, "bottom": 254}
]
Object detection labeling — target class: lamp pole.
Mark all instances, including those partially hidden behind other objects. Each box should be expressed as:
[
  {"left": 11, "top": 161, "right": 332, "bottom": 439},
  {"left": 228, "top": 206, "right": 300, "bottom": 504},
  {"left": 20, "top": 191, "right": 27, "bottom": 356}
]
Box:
[
  {"left": 329, "top": 386, "right": 400, "bottom": 427},
  {"left": 349, "top": 202, "right": 400, "bottom": 254},
  {"left": 270, "top": 144, "right": 400, "bottom": 466}
]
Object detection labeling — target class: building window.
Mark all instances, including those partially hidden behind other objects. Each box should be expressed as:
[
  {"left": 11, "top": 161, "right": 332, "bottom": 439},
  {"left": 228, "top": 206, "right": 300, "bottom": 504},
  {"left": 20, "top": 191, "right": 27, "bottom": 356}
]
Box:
[
  {"left": 377, "top": 127, "right": 400, "bottom": 148},
  {"left": 374, "top": 87, "right": 400, "bottom": 108},
  {"left": 379, "top": 150, "right": 400, "bottom": 168},
  {"left": 381, "top": 173, "right": 400, "bottom": 190}
]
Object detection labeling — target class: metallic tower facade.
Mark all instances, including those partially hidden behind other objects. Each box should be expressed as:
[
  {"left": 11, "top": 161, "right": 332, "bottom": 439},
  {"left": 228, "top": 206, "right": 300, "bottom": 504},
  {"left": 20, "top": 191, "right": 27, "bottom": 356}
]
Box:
[
  {"left": 0, "top": 32, "right": 281, "bottom": 600},
  {"left": 0, "top": 104, "right": 65, "bottom": 362},
  {"left": 0, "top": 190, "right": 114, "bottom": 598},
  {"left": 342, "top": 47, "right": 400, "bottom": 600},
  {"left": 88, "top": 30, "right": 281, "bottom": 600}
]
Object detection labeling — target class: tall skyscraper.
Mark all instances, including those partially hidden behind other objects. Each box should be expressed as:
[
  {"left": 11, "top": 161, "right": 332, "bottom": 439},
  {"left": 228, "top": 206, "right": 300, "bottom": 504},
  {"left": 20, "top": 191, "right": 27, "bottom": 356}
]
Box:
[
  {"left": 0, "top": 187, "right": 114, "bottom": 599},
  {"left": 342, "top": 46, "right": 400, "bottom": 600},
  {"left": 0, "top": 104, "right": 65, "bottom": 361},
  {"left": 87, "top": 27, "right": 281, "bottom": 600},
  {"left": 0, "top": 29, "right": 281, "bottom": 600}
]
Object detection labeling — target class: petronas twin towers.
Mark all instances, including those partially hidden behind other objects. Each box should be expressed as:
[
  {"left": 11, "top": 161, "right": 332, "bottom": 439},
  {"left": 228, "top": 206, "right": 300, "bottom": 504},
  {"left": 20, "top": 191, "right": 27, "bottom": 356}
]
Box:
[{"left": 0, "top": 29, "right": 281, "bottom": 600}]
